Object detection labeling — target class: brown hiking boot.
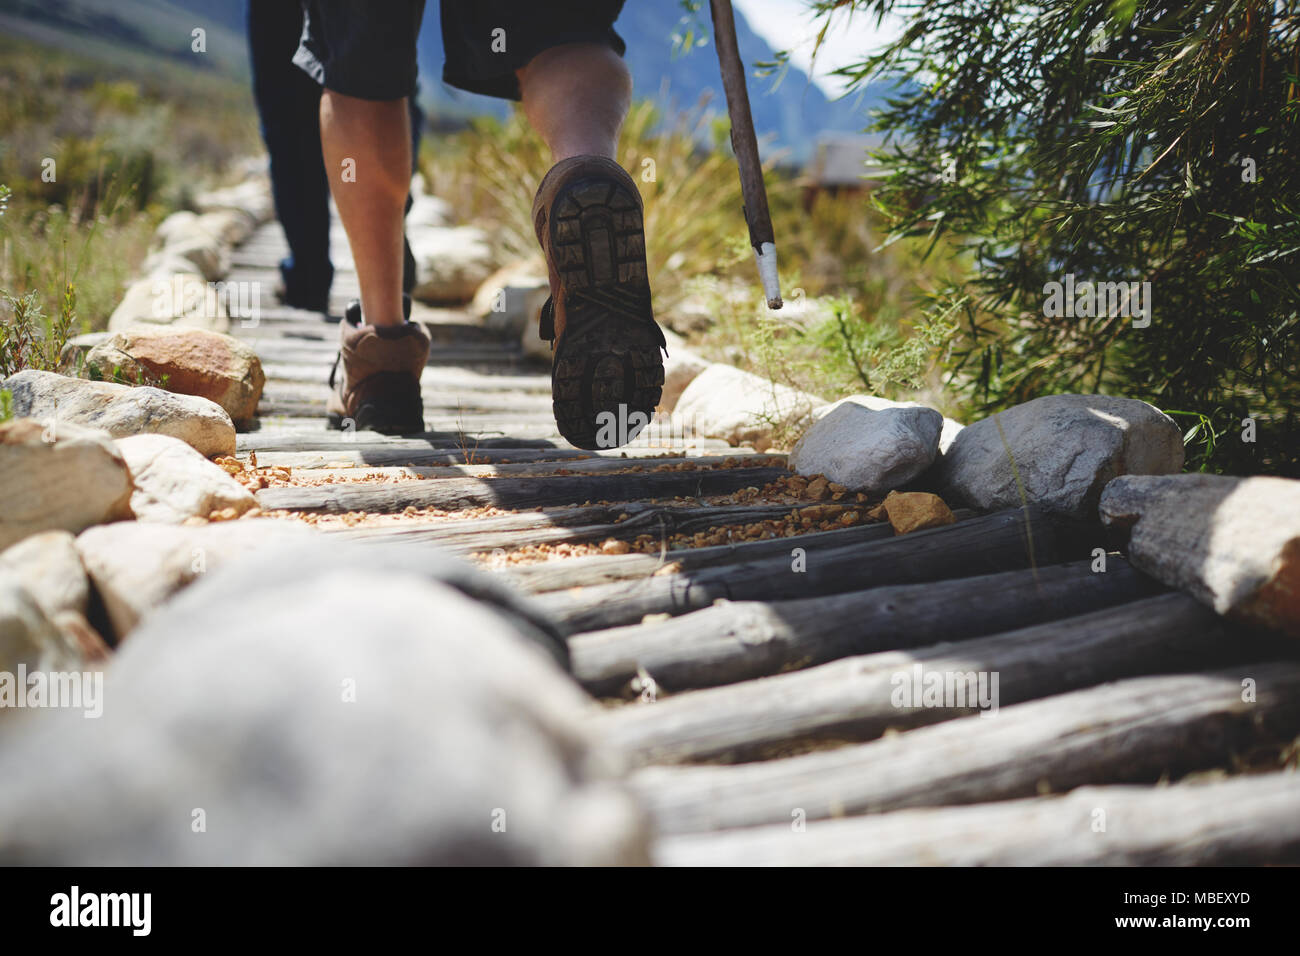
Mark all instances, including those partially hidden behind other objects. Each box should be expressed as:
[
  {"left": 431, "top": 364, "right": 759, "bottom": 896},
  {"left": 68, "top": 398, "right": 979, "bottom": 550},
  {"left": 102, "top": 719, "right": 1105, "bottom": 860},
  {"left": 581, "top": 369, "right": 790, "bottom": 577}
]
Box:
[
  {"left": 532, "top": 155, "right": 666, "bottom": 450},
  {"left": 327, "top": 299, "right": 429, "bottom": 435}
]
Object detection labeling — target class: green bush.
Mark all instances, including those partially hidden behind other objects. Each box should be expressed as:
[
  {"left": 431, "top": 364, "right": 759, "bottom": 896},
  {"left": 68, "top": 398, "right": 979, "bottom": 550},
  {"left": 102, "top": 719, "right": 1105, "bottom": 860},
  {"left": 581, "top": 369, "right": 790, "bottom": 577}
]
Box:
[{"left": 816, "top": 0, "right": 1300, "bottom": 475}]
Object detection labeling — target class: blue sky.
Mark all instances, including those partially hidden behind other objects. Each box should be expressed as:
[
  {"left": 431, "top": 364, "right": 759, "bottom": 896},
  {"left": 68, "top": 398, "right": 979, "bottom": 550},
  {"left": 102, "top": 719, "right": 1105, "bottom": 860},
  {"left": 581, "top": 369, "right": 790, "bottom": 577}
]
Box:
[{"left": 732, "top": 0, "right": 904, "bottom": 96}]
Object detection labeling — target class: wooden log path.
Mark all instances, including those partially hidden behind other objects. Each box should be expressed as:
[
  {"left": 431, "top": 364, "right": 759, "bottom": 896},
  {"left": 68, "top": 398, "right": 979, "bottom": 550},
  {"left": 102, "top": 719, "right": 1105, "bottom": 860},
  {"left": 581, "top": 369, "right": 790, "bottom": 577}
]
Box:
[{"left": 231, "top": 215, "right": 1300, "bottom": 865}]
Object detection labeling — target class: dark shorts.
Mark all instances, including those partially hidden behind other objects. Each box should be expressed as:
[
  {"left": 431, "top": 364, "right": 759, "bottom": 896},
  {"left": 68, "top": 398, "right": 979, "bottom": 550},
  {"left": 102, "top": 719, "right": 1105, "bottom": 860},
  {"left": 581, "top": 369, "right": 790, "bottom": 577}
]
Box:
[{"left": 294, "top": 0, "right": 626, "bottom": 102}]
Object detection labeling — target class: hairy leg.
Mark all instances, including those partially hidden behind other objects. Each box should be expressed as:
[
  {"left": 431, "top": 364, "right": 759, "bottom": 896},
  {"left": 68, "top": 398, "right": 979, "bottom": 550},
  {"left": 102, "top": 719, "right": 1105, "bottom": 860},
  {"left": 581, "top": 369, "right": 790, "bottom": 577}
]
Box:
[{"left": 517, "top": 42, "right": 632, "bottom": 161}]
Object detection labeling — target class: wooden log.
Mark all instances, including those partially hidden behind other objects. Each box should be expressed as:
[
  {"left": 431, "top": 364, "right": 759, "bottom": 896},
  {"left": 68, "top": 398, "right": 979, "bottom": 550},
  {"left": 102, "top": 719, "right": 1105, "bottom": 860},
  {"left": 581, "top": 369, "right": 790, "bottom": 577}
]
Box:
[
  {"left": 538, "top": 506, "right": 1082, "bottom": 635},
  {"left": 245, "top": 445, "right": 756, "bottom": 469},
  {"left": 592, "top": 591, "right": 1283, "bottom": 763},
  {"left": 256, "top": 466, "right": 786, "bottom": 515},
  {"left": 338, "top": 501, "right": 811, "bottom": 553},
  {"left": 573, "top": 557, "right": 1163, "bottom": 697},
  {"left": 286, "top": 454, "right": 782, "bottom": 485},
  {"left": 1101, "top": 473, "right": 1300, "bottom": 638},
  {"left": 508, "top": 520, "right": 902, "bottom": 593},
  {"left": 261, "top": 362, "right": 552, "bottom": 391},
  {"left": 237, "top": 432, "right": 740, "bottom": 454},
  {"left": 508, "top": 508, "right": 976, "bottom": 593},
  {"left": 631, "top": 662, "right": 1300, "bottom": 834},
  {"left": 654, "top": 771, "right": 1300, "bottom": 866}
]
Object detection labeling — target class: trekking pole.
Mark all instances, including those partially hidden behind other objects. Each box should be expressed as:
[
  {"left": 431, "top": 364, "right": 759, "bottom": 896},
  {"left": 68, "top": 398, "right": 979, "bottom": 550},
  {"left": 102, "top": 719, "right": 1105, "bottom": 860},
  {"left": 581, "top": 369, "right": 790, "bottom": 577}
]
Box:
[{"left": 709, "top": 0, "right": 783, "bottom": 309}]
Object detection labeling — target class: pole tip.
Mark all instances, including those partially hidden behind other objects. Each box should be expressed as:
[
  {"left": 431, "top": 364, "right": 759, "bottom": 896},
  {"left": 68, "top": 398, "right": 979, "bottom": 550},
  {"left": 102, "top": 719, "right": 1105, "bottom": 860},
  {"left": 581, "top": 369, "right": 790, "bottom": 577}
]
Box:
[{"left": 754, "top": 242, "right": 782, "bottom": 310}]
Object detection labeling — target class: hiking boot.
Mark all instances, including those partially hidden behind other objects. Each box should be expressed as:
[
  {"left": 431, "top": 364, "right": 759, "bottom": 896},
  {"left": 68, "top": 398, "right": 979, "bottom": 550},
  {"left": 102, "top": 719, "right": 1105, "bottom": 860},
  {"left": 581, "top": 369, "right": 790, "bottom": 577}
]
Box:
[
  {"left": 326, "top": 297, "right": 429, "bottom": 435},
  {"left": 532, "top": 155, "right": 666, "bottom": 450}
]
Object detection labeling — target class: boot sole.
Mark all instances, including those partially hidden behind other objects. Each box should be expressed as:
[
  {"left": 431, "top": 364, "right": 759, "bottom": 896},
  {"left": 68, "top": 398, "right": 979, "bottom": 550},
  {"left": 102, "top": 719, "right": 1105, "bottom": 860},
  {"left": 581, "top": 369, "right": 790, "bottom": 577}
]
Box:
[{"left": 548, "top": 176, "right": 665, "bottom": 450}]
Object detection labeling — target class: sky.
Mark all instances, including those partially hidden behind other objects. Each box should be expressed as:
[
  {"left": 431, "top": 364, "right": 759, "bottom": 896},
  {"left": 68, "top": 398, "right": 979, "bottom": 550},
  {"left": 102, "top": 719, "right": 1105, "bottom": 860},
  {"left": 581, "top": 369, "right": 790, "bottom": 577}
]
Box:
[{"left": 732, "top": 0, "right": 904, "bottom": 97}]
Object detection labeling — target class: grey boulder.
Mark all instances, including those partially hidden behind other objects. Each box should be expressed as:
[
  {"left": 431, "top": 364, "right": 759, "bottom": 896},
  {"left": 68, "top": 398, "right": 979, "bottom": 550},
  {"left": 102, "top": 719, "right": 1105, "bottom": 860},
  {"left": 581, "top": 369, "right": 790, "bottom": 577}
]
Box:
[
  {"left": 790, "top": 401, "right": 943, "bottom": 493},
  {"left": 939, "top": 394, "right": 1183, "bottom": 519}
]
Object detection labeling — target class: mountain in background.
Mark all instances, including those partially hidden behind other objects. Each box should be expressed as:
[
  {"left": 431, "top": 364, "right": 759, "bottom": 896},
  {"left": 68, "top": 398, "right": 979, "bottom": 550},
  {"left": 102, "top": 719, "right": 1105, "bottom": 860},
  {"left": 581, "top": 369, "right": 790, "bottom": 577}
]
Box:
[{"left": 0, "top": 0, "right": 886, "bottom": 161}]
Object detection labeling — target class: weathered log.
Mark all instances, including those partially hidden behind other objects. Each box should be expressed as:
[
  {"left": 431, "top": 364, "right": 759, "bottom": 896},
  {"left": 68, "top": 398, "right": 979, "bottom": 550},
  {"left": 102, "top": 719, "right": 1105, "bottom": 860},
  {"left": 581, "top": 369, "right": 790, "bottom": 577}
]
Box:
[
  {"left": 1100, "top": 473, "right": 1300, "bottom": 637},
  {"left": 574, "top": 557, "right": 1163, "bottom": 697},
  {"left": 340, "top": 501, "right": 810, "bottom": 553},
  {"left": 247, "top": 445, "right": 754, "bottom": 469},
  {"left": 654, "top": 771, "right": 1300, "bottom": 866},
  {"left": 631, "top": 662, "right": 1300, "bottom": 834},
  {"left": 538, "top": 506, "right": 1085, "bottom": 635},
  {"left": 592, "top": 591, "right": 1285, "bottom": 763},
  {"left": 299, "top": 453, "right": 782, "bottom": 485},
  {"left": 506, "top": 511, "right": 972, "bottom": 594},
  {"left": 256, "top": 466, "right": 787, "bottom": 515}
]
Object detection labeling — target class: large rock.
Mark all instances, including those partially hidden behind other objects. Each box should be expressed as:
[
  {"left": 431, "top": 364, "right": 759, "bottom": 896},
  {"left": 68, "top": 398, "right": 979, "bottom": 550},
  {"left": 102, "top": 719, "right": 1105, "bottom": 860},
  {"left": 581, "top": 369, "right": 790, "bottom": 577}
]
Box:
[
  {"left": 194, "top": 178, "right": 274, "bottom": 225},
  {"left": 409, "top": 225, "right": 497, "bottom": 304},
  {"left": 0, "top": 420, "right": 134, "bottom": 552},
  {"left": 0, "top": 531, "right": 89, "bottom": 618},
  {"left": 0, "top": 539, "right": 647, "bottom": 865},
  {"left": 2, "top": 369, "right": 236, "bottom": 457},
  {"left": 153, "top": 208, "right": 256, "bottom": 249},
  {"left": 1100, "top": 474, "right": 1300, "bottom": 637},
  {"left": 472, "top": 260, "right": 549, "bottom": 337},
  {"left": 814, "top": 394, "right": 964, "bottom": 453},
  {"left": 116, "top": 434, "right": 257, "bottom": 524},
  {"left": 406, "top": 194, "right": 453, "bottom": 230},
  {"left": 0, "top": 532, "right": 107, "bottom": 665},
  {"left": 939, "top": 394, "right": 1184, "bottom": 519},
  {"left": 0, "top": 578, "right": 87, "bottom": 680},
  {"left": 143, "top": 232, "right": 229, "bottom": 283},
  {"left": 790, "top": 401, "right": 943, "bottom": 493},
  {"left": 57, "top": 332, "right": 112, "bottom": 375},
  {"left": 84, "top": 326, "right": 264, "bottom": 424},
  {"left": 674, "top": 363, "right": 824, "bottom": 452},
  {"left": 74, "top": 519, "right": 314, "bottom": 641},
  {"left": 659, "top": 329, "right": 711, "bottom": 412},
  {"left": 108, "top": 273, "right": 230, "bottom": 333}
]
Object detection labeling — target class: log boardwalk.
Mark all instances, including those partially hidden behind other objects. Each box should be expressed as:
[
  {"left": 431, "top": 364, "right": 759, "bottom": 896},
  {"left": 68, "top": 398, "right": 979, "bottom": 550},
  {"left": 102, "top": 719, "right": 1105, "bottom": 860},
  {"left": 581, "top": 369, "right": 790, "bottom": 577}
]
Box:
[{"left": 230, "top": 216, "right": 1300, "bottom": 866}]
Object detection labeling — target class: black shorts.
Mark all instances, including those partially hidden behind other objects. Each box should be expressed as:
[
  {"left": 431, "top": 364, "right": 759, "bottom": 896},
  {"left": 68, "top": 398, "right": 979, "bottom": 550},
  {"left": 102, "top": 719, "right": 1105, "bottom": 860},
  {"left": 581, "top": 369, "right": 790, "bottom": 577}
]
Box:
[{"left": 293, "top": 0, "right": 626, "bottom": 102}]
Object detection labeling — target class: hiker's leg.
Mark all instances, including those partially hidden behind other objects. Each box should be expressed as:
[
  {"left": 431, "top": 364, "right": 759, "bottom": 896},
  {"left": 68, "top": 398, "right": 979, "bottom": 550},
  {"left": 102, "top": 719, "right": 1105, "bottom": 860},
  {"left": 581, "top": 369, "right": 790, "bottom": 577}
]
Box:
[
  {"left": 293, "top": 0, "right": 424, "bottom": 327},
  {"left": 319, "top": 91, "right": 410, "bottom": 328},
  {"left": 248, "top": 0, "right": 332, "bottom": 309},
  {"left": 516, "top": 43, "right": 631, "bottom": 162}
]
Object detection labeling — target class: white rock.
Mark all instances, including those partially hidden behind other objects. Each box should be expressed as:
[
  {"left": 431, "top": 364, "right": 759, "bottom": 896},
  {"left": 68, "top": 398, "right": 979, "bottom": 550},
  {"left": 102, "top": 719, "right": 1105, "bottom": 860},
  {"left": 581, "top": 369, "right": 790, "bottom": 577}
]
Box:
[
  {"left": 195, "top": 178, "right": 274, "bottom": 225},
  {"left": 659, "top": 332, "right": 711, "bottom": 413},
  {"left": 471, "top": 260, "right": 548, "bottom": 336},
  {"left": 409, "top": 225, "right": 497, "bottom": 304},
  {"left": 520, "top": 311, "right": 554, "bottom": 362},
  {"left": 0, "top": 531, "right": 89, "bottom": 619},
  {"left": 0, "top": 420, "right": 134, "bottom": 553},
  {"left": 790, "top": 401, "right": 943, "bottom": 492},
  {"left": 1100, "top": 474, "right": 1300, "bottom": 637},
  {"left": 116, "top": 434, "right": 256, "bottom": 523},
  {"left": 939, "top": 394, "right": 1184, "bottom": 519},
  {"left": 143, "top": 233, "right": 229, "bottom": 283},
  {"left": 0, "top": 539, "right": 648, "bottom": 864},
  {"left": 674, "top": 363, "right": 825, "bottom": 452},
  {"left": 406, "top": 194, "right": 453, "bottom": 230},
  {"left": 57, "top": 332, "right": 112, "bottom": 374},
  {"left": 814, "top": 394, "right": 965, "bottom": 453},
  {"left": 152, "top": 210, "right": 199, "bottom": 247},
  {"left": 74, "top": 519, "right": 316, "bottom": 640},
  {"left": 108, "top": 273, "right": 230, "bottom": 333},
  {"left": 2, "top": 370, "right": 236, "bottom": 458},
  {"left": 0, "top": 578, "right": 86, "bottom": 678}
]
